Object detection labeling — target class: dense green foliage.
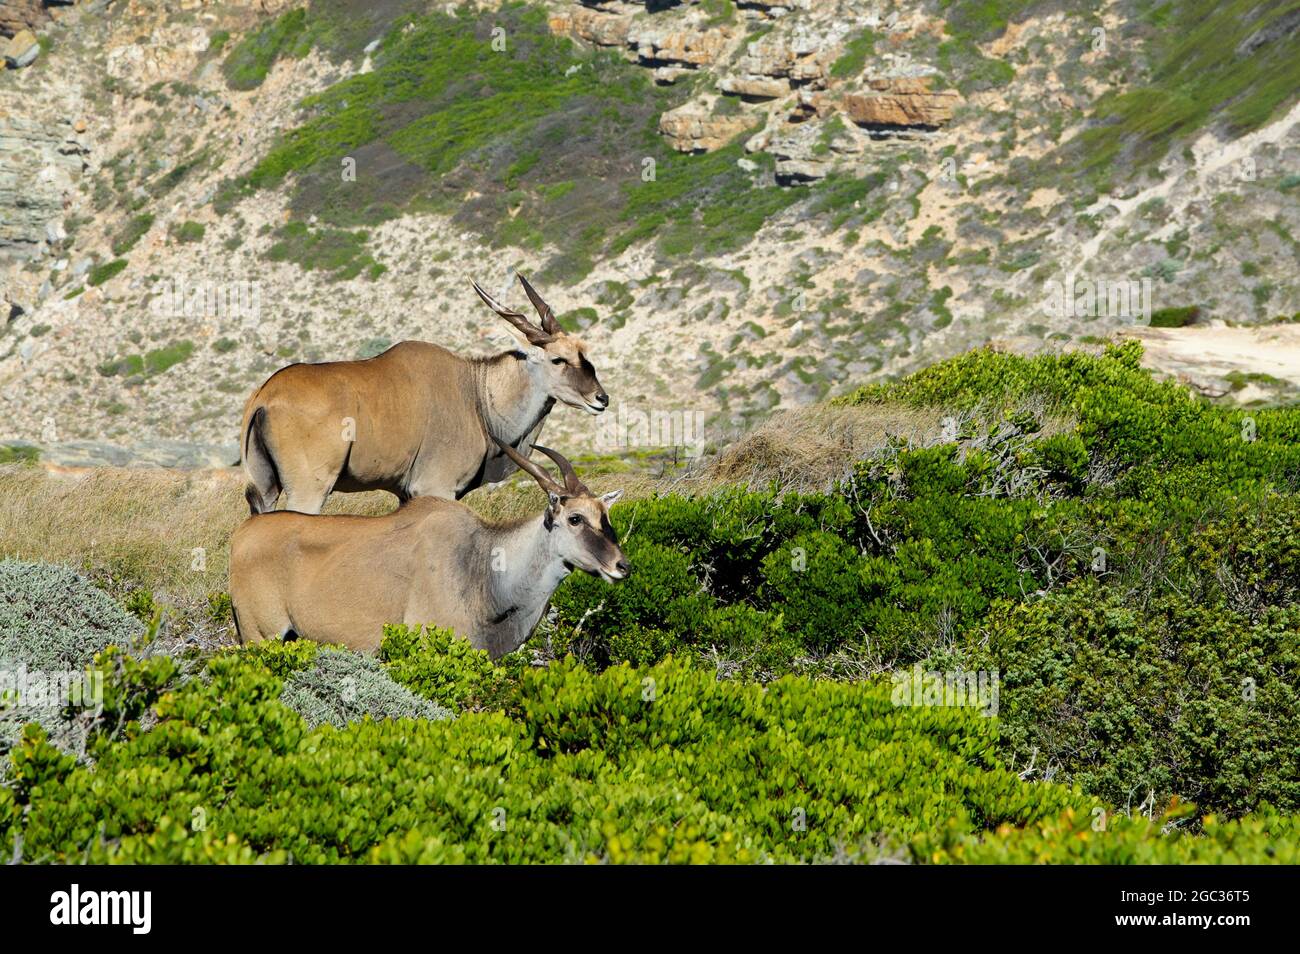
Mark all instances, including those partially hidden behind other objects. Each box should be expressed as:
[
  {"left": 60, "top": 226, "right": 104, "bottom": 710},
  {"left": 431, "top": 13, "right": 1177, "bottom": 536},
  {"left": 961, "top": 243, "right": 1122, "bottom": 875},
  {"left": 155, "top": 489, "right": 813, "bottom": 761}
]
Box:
[
  {"left": 379, "top": 624, "right": 516, "bottom": 713},
  {"left": 0, "top": 649, "right": 1093, "bottom": 863},
  {"left": 539, "top": 342, "right": 1300, "bottom": 816}
]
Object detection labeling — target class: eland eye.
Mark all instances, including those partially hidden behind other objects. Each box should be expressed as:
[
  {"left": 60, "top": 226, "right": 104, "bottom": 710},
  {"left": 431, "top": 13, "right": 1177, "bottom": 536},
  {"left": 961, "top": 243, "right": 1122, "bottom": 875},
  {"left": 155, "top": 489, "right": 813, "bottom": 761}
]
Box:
[
  {"left": 568, "top": 513, "right": 583, "bottom": 526},
  {"left": 551, "top": 357, "right": 566, "bottom": 366}
]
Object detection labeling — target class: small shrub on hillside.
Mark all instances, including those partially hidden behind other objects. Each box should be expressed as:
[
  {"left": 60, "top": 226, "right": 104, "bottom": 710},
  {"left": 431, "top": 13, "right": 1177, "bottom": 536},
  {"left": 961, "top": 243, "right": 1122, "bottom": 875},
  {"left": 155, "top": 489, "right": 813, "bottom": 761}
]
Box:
[
  {"left": 112, "top": 213, "right": 154, "bottom": 255},
  {"left": 280, "top": 647, "right": 452, "bottom": 729},
  {"left": 1148, "top": 305, "right": 1200, "bottom": 328},
  {"left": 87, "top": 259, "right": 127, "bottom": 287},
  {"left": 172, "top": 221, "right": 206, "bottom": 244}
]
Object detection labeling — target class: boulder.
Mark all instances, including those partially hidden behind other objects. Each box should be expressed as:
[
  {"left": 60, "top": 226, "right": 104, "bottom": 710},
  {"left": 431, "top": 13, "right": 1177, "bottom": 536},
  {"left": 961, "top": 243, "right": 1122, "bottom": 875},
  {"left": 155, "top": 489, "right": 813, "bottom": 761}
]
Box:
[
  {"left": 547, "top": 7, "right": 632, "bottom": 48},
  {"left": 0, "top": 114, "right": 89, "bottom": 257},
  {"left": 0, "top": 1, "right": 48, "bottom": 40},
  {"left": 3, "top": 28, "right": 39, "bottom": 68},
  {"left": 718, "top": 75, "right": 789, "bottom": 100},
  {"left": 628, "top": 24, "right": 733, "bottom": 68}
]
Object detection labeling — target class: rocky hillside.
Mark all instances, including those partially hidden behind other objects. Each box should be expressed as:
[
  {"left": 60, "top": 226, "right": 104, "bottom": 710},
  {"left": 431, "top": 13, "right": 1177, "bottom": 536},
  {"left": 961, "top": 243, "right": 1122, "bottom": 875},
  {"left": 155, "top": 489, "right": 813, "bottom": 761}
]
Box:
[{"left": 1, "top": 0, "right": 1297, "bottom": 467}]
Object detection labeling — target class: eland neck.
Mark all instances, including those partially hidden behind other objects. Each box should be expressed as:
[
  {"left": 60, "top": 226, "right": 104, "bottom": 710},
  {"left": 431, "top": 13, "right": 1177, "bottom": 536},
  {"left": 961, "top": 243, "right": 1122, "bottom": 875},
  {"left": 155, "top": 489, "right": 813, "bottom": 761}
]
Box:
[
  {"left": 476, "top": 352, "right": 555, "bottom": 448},
  {"left": 486, "top": 513, "right": 571, "bottom": 626}
]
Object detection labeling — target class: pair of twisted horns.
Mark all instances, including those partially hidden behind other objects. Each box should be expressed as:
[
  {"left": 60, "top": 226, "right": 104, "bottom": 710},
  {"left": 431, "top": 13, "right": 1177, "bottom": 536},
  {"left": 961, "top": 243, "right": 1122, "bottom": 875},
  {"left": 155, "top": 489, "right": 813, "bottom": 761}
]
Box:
[
  {"left": 496, "top": 439, "right": 588, "bottom": 497},
  {"left": 471, "top": 273, "right": 560, "bottom": 346}
]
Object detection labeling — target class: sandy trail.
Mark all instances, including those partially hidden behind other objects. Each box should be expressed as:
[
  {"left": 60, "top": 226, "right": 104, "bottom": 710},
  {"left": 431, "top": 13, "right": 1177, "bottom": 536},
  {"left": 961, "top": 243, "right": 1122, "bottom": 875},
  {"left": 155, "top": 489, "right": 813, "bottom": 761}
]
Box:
[{"left": 1123, "top": 323, "right": 1300, "bottom": 395}]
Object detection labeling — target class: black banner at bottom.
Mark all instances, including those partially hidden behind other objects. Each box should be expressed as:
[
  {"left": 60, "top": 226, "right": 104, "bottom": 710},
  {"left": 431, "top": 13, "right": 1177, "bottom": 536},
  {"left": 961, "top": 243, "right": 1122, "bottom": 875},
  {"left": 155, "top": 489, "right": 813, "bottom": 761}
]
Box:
[{"left": 0, "top": 864, "right": 1287, "bottom": 939}]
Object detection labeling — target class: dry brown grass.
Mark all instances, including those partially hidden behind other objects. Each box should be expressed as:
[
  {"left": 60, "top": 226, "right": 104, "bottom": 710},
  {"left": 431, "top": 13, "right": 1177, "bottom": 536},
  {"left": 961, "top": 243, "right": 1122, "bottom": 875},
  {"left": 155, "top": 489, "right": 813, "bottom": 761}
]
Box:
[{"left": 0, "top": 466, "right": 392, "bottom": 607}]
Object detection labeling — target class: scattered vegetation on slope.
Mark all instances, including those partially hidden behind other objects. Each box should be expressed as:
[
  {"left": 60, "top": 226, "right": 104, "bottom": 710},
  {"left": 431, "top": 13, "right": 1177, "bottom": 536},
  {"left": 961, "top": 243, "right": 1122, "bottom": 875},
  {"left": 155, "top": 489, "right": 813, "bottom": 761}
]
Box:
[
  {"left": 219, "top": 2, "right": 874, "bottom": 281},
  {"left": 1042, "top": 0, "right": 1300, "bottom": 190}
]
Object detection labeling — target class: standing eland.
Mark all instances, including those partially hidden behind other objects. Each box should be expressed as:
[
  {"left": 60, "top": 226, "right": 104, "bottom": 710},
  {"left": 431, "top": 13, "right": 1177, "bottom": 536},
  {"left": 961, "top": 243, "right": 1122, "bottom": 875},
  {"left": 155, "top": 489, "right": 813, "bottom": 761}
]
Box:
[{"left": 239, "top": 274, "right": 609, "bottom": 514}]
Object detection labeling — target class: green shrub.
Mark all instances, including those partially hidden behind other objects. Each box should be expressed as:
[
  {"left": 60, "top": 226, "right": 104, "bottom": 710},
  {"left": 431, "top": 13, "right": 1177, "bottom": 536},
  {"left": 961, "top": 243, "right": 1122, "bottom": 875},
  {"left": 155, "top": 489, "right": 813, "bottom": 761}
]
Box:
[
  {"left": 830, "top": 29, "right": 875, "bottom": 79},
  {"left": 0, "top": 444, "right": 39, "bottom": 465},
  {"left": 87, "top": 259, "right": 128, "bottom": 286},
  {"left": 534, "top": 344, "right": 1300, "bottom": 815},
  {"left": 222, "top": 8, "right": 308, "bottom": 90},
  {"left": 0, "top": 561, "right": 141, "bottom": 674},
  {"left": 0, "top": 653, "right": 1090, "bottom": 863},
  {"left": 923, "top": 804, "right": 1300, "bottom": 864},
  {"left": 1149, "top": 305, "right": 1200, "bottom": 328},
  {"left": 0, "top": 562, "right": 144, "bottom": 771},
  {"left": 173, "top": 220, "right": 206, "bottom": 243},
  {"left": 112, "top": 213, "right": 154, "bottom": 255},
  {"left": 380, "top": 624, "right": 513, "bottom": 713},
  {"left": 967, "top": 583, "right": 1300, "bottom": 816},
  {"left": 100, "top": 342, "right": 194, "bottom": 379}
]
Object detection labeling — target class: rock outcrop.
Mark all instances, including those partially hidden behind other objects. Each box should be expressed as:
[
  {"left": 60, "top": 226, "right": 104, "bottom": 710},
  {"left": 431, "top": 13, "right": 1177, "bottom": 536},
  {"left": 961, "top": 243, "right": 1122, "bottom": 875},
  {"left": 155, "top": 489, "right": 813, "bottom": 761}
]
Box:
[
  {"left": 627, "top": 22, "right": 734, "bottom": 68},
  {"left": 545, "top": 1, "right": 964, "bottom": 175},
  {"left": 547, "top": 6, "right": 632, "bottom": 48},
  {"left": 0, "top": 109, "right": 89, "bottom": 257},
  {"left": 0, "top": 0, "right": 49, "bottom": 39},
  {"left": 718, "top": 30, "right": 837, "bottom": 100},
  {"left": 659, "top": 101, "right": 754, "bottom": 153},
  {"left": 841, "top": 77, "right": 959, "bottom": 130},
  {"left": 2, "top": 27, "right": 38, "bottom": 67}
]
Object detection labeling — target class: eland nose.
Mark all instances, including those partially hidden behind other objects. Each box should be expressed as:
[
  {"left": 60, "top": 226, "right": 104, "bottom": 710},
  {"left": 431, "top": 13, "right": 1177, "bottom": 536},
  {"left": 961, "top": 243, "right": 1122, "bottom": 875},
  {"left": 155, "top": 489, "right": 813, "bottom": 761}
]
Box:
[
  {"left": 615, "top": 558, "right": 630, "bottom": 576},
  {"left": 595, "top": 391, "right": 609, "bottom": 407}
]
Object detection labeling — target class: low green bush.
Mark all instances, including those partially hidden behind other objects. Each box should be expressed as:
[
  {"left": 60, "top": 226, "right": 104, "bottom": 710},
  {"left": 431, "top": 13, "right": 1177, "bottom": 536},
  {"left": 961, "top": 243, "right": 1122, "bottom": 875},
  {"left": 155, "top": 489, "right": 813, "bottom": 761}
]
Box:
[
  {"left": 537, "top": 343, "right": 1300, "bottom": 815},
  {"left": 87, "top": 259, "right": 128, "bottom": 286},
  {"left": 0, "top": 652, "right": 1090, "bottom": 863},
  {"left": 0, "top": 560, "right": 141, "bottom": 674},
  {"left": 380, "top": 624, "right": 515, "bottom": 713},
  {"left": 924, "top": 806, "right": 1300, "bottom": 864}
]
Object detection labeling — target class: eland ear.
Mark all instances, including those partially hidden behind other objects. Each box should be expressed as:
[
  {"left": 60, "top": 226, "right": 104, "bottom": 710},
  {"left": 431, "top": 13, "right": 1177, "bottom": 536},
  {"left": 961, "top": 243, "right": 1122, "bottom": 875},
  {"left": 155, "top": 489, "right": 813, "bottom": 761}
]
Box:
[
  {"left": 471, "top": 278, "right": 554, "bottom": 347},
  {"left": 600, "top": 489, "right": 624, "bottom": 506}
]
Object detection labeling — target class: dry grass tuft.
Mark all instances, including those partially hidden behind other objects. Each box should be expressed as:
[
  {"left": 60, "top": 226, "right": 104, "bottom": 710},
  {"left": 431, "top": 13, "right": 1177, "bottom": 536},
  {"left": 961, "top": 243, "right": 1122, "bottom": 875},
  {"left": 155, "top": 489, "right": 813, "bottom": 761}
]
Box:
[
  {"left": 0, "top": 466, "right": 392, "bottom": 607},
  {"left": 701, "top": 404, "right": 950, "bottom": 494}
]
